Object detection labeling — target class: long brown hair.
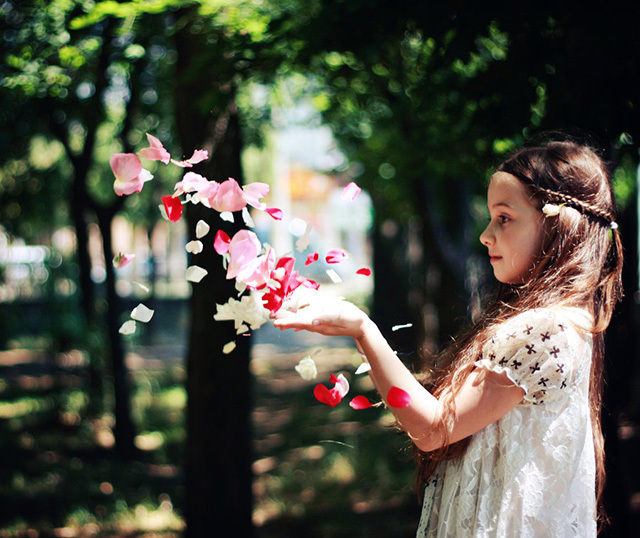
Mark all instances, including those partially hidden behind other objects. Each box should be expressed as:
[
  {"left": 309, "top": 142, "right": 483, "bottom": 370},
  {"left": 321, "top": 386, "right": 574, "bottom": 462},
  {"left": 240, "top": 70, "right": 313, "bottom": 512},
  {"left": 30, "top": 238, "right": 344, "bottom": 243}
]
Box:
[{"left": 414, "top": 140, "right": 623, "bottom": 522}]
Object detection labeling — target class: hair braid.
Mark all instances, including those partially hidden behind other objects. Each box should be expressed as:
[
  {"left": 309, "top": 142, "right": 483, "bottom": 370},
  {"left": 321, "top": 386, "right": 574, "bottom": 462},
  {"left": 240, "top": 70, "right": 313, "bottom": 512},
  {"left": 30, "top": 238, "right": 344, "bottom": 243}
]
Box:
[{"left": 535, "top": 186, "right": 616, "bottom": 226}]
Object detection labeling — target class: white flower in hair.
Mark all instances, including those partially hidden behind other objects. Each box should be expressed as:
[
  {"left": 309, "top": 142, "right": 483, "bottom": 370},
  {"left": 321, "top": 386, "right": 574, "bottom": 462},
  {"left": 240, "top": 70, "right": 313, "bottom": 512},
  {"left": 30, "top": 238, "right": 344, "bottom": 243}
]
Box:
[{"left": 542, "top": 203, "right": 560, "bottom": 217}]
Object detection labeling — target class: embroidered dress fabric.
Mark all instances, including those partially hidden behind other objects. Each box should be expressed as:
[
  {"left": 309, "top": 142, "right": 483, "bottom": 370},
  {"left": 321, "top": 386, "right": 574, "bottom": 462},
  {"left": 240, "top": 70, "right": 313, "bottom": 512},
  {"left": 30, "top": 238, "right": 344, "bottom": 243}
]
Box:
[{"left": 416, "top": 308, "right": 596, "bottom": 538}]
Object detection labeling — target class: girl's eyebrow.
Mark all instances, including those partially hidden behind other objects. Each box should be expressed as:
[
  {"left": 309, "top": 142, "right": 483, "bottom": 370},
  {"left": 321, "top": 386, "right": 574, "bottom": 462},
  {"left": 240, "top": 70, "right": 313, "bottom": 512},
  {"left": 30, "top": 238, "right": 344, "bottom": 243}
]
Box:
[{"left": 490, "top": 201, "right": 515, "bottom": 210}]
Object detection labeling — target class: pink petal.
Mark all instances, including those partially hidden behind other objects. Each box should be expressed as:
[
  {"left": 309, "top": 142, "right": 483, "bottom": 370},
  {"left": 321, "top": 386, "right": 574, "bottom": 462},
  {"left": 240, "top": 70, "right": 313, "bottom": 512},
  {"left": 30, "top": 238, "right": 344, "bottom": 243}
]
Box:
[
  {"left": 226, "top": 230, "right": 262, "bottom": 280},
  {"left": 325, "top": 249, "right": 347, "bottom": 264},
  {"left": 349, "top": 395, "right": 373, "bottom": 409},
  {"left": 387, "top": 387, "right": 411, "bottom": 408},
  {"left": 213, "top": 230, "right": 231, "bottom": 255},
  {"left": 356, "top": 267, "right": 371, "bottom": 276},
  {"left": 209, "top": 178, "right": 247, "bottom": 213},
  {"left": 174, "top": 172, "right": 211, "bottom": 195},
  {"left": 265, "top": 207, "right": 283, "bottom": 220},
  {"left": 139, "top": 133, "right": 171, "bottom": 164},
  {"left": 302, "top": 278, "right": 320, "bottom": 290},
  {"left": 305, "top": 251, "right": 319, "bottom": 266},
  {"left": 341, "top": 181, "right": 361, "bottom": 201},
  {"left": 113, "top": 253, "right": 136, "bottom": 268},
  {"left": 162, "top": 195, "right": 183, "bottom": 222},
  {"left": 171, "top": 148, "right": 209, "bottom": 168},
  {"left": 110, "top": 153, "right": 142, "bottom": 181},
  {"left": 242, "top": 182, "right": 270, "bottom": 210}
]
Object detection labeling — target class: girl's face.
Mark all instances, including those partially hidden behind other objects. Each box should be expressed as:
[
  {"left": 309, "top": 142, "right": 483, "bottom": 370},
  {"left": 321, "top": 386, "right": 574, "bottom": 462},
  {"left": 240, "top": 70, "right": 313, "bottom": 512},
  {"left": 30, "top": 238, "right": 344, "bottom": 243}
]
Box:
[{"left": 479, "top": 172, "right": 545, "bottom": 284}]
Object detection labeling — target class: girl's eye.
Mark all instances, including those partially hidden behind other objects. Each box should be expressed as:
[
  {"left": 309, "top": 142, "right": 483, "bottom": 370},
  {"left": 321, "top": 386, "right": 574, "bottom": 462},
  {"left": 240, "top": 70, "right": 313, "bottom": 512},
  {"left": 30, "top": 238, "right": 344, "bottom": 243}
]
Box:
[{"left": 498, "top": 215, "right": 510, "bottom": 224}]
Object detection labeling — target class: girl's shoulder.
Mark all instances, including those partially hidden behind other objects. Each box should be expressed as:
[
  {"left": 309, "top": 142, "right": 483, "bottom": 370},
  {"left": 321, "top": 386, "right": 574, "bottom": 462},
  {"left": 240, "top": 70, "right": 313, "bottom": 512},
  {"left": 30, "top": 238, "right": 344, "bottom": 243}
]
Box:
[{"left": 492, "top": 306, "right": 592, "bottom": 339}]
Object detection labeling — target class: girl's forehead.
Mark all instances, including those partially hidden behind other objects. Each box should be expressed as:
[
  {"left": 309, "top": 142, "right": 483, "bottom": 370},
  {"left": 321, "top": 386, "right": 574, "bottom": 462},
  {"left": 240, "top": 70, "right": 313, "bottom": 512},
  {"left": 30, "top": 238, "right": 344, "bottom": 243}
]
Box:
[{"left": 487, "top": 172, "right": 534, "bottom": 208}]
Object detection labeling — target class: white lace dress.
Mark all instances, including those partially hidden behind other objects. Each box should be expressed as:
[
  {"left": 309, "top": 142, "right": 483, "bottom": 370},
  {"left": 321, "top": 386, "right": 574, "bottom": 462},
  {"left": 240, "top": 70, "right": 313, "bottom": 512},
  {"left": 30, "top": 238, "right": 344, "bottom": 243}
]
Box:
[{"left": 416, "top": 308, "right": 596, "bottom": 537}]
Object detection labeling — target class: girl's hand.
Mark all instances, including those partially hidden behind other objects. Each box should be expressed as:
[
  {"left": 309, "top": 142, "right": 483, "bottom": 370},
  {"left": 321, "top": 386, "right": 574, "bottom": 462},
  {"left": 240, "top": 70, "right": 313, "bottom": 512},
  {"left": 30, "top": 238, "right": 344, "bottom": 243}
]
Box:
[{"left": 273, "top": 299, "right": 371, "bottom": 339}]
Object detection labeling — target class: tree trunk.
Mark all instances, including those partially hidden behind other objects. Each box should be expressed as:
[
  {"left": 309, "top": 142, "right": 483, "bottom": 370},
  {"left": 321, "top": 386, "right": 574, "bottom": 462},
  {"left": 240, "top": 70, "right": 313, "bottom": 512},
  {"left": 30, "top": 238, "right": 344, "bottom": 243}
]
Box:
[{"left": 174, "top": 9, "right": 254, "bottom": 535}]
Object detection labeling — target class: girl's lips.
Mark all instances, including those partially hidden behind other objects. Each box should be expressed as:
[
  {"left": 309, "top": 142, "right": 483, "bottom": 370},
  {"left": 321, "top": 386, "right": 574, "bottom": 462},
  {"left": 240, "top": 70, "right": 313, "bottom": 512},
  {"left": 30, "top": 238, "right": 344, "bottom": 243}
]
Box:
[{"left": 489, "top": 255, "right": 502, "bottom": 263}]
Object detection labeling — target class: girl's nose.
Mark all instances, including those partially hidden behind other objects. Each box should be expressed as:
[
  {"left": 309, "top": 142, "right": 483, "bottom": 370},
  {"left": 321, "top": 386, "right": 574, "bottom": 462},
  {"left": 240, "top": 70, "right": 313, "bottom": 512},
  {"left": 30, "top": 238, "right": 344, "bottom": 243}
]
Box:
[{"left": 479, "top": 223, "right": 493, "bottom": 246}]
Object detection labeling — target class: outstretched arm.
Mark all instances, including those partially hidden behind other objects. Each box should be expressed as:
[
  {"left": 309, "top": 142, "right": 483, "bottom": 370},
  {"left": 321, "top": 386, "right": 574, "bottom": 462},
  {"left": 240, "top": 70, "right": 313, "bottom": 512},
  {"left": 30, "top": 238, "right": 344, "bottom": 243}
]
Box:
[{"left": 274, "top": 300, "right": 525, "bottom": 452}]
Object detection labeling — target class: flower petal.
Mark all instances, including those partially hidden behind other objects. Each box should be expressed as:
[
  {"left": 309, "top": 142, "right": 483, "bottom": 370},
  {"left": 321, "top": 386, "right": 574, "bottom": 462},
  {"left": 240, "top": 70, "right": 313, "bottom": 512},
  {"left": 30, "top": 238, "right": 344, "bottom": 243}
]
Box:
[
  {"left": 341, "top": 181, "right": 361, "bottom": 201},
  {"left": 391, "top": 323, "right": 413, "bottom": 331},
  {"left": 265, "top": 207, "right": 283, "bottom": 220},
  {"left": 213, "top": 230, "right": 231, "bottom": 255},
  {"left": 131, "top": 303, "right": 154, "bottom": 323},
  {"left": 185, "top": 240, "right": 203, "bottom": 254},
  {"left": 294, "top": 356, "right": 318, "bottom": 380},
  {"left": 113, "top": 253, "right": 135, "bottom": 269},
  {"left": 242, "top": 182, "right": 269, "bottom": 210},
  {"left": 355, "top": 362, "right": 371, "bottom": 375},
  {"left": 326, "top": 269, "right": 342, "bottom": 283},
  {"left": 161, "top": 195, "right": 184, "bottom": 222},
  {"left": 196, "top": 220, "right": 210, "bottom": 238},
  {"left": 186, "top": 265, "right": 208, "bottom": 283},
  {"left": 305, "top": 251, "right": 319, "bottom": 266},
  {"left": 356, "top": 267, "right": 371, "bottom": 276},
  {"left": 219, "top": 212, "right": 234, "bottom": 223},
  {"left": 222, "top": 341, "right": 236, "bottom": 354},
  {"left": 242, "top": 207, "right": 255, "bottom": 228},
  {"left": 325, "top": 249, "right": 347, "bottom": 264},
  {"left": 313, "top": 384, "right": 342, "bottom": 407},
  {"left": 209, "top": 178, "right": 247, "bottom": 213},
  {"left": 119, "top": 320, "right": 137, "bottom": 335},
  {"left": 387, "top": 386, "right": 411, "bottom": 408},
  {"left": 349, "top": 395, "right": 373, "bottom": 409},
  {"left": 138, "top": 133, "right": 171, "bottom": 164}
]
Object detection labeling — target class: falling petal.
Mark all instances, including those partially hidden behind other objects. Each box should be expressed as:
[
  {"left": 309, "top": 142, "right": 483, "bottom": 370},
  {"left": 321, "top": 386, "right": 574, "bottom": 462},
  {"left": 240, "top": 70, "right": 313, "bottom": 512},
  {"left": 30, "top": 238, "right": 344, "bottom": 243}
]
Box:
[
  {"left": 294, "top": 356, "right": 318, "bottom": 380},
  {"left": 242, "top": 207, "right": 255, "bottom": 228},
  {"left": 185, "top": 265, "right": 208, "bottom": 283},
  {"left": 341, "top": 181, "right": 361, "bottom": 201},
  {"left": 208, "top": 178, "right": 247, "bottom": 213},
  {"left": 242, "top": 182, "right": 269, "bottom": 210},
  {"left": 139, "top": 133, "right": 171, "bottom": 164},
  {"left": 313, "top": 384, "right": 342, "bottom": 407},
  {"left": 113, "top": 253, "right": 135, "bottom": 269},
  {"left": 213, "top": 230, "right": 231, "bottom": 255},
  {"left": 185, "top": 240, "right": 203, "bottom": 254},
  {"left": 161, "top": 195, "right": 184, "bottom": 222},
  {"left": 111, "top": 153, "right": 153, "bottom": 196},
  {"left": 265, "top": 207, "right": 283, "bottom": 220},
  {"left": 326, "top": 269, "right": 342, "bottom": 283},
  {"left": 305, "top": 251, "right": 319, "bottom": 266},
  {"left": 356, "top": 267, "right": 371, "bottom": 276},
  {"left": 159, "top": 204, "right": 169, "bottom": 220},
  {"left": 295, "top": 222, "right": 312, "bottom": 252},
  {"left": 131, "top": 303, "right": 154, "bottom": 323},
  {"left": 391, "top": 323, "right": 413, "bottom": 332},
  {"left": 325, "top": 249, "right": 347, "bottom": 264},
  {"left": 220, "top": 212, "right": 234, "bottom": 223},
  {"left": 222, "top": 341, "right": 236, "bottom": 354},
  {"left": 387, "top": 387, "right": 411, "bottom": 408},
  {"left": 171, "top": 148, "right": 209, "bottom": 167},
  {"left": 349, "top": 395, "right": 373, "bottom": 409},
  {"left": 196, "top": 220, "right": 210, "bottom": 238},
  {"left": 119, "top": 320, "right": 137, "bottom": 335},
  {"left": 355, "top": 362, "right": 371, "bottom": 375},
  {"left": 133, "top": 282, "right": 150, "bottom": 293}
]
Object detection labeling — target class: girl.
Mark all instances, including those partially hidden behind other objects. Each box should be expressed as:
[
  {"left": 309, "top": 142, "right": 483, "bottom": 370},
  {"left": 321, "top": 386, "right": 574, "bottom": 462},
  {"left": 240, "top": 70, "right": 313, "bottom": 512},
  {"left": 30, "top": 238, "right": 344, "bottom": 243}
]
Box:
[{"left": 274, "top": 140, "right": 623, "bottom": 537}]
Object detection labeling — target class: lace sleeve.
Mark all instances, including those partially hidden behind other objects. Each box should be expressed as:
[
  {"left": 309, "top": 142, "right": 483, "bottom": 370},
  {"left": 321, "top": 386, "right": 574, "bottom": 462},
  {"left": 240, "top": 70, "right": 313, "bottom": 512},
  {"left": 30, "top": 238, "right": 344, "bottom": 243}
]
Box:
[{"left": 475, "top": 309, "right": 584, "bottom": 406}]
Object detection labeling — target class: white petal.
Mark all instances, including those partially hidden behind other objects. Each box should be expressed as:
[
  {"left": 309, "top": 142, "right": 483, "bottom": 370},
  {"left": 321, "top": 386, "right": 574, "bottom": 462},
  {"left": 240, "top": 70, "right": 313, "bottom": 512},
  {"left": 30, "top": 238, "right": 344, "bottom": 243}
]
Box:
[
  {"left": 222, "top": 341, "right": 236, "bottom": 354},
  {"left": 391, "top": 323, "right": 413, "bottom": 331},
  {"left": 355, "top": 362, "right": 371, "bottom": 375},
  {"left": 159, "top": 204, "right": 169, "bottom": 220},
  {"left": 185, "top": 240, "right": 204, "bottom": 254},
  {"left": 119, "top": 320, "right": 137, "bottom": 335},
  {"left": 237, "top": 324, "right": 249, "bottom": 334},
  {"left": 131, "top": 303, "right": 154, "bottom": 323},
  {"left": 196, "top": 220, "right": 210, "bottom": 238},
  {"left": 294, "top": 356, "right": 318, "bottom": 380},
  {"left": 242, "top": 207, "right": 255, "bottom": 228},
  {"left": 219, "top": 211, "right": 234, "bottom": 223},
  {"left": 185, "top": 265, "right": 208, "bottom": 282},
  {"left": 326, "top": 269, "right": 342, "bottom": 283},
  {"left": 133, "top": 281, "right": 150, "bottom": 293}
]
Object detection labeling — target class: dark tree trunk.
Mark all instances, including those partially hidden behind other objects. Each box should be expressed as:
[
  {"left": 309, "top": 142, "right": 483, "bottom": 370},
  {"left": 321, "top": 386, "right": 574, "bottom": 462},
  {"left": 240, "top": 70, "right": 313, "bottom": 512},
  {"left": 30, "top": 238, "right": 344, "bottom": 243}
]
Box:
[
  {"left": 174, "top": 9, "right": 254, "bottom": 535},
  {"left": 97, "top": 206, "right": 137, "bottom": 458}
]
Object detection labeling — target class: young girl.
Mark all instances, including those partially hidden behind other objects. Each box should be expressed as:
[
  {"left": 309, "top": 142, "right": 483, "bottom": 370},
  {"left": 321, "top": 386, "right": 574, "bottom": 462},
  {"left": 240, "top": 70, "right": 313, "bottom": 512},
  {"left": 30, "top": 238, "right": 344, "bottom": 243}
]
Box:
[{"left": 274, "top": 140, "right": 623, "bottom": 537}]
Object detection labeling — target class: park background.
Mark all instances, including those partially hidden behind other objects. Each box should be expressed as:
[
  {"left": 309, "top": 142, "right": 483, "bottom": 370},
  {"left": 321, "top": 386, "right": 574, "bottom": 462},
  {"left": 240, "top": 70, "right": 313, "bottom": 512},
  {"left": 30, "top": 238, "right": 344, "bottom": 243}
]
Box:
[{"left": 1, "top": 1, "right": 640, "bottom": 536}]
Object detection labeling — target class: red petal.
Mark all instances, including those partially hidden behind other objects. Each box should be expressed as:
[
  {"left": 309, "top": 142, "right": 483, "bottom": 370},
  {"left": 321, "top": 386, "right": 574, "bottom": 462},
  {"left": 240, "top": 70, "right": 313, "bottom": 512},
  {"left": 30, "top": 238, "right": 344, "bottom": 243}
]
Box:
[
  {"left": 161, "top": 195, "right": 183, "bottom": 222},
  {"left": 302, "top": 278, "right": 320, "bottom": 290},
  {"left": 313, "top": 384, "right": 341, "bottom": 407},
  {"left": 356, "top": 267, "right": 371, "bottom": 276},
  {"left": 387, "top": 387, "right": 411, "bottom": 408},
  {"left": 349, "top": 395, "right": 373, "bottom": 409},
  {"left": 305, "top": 251, "right": 319, "bottom": 266},
  {"left": 213, "top": 230, "right": 231, "bottom": 255},
  {"left": 329, "top": 373, "right": 339, "bottom": 383},
  {"left": 265, "top": 207, "right": 283, "bottom": 220},
  {"left": 325, "top": 249, "right": 347, "bottom": 264}
]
